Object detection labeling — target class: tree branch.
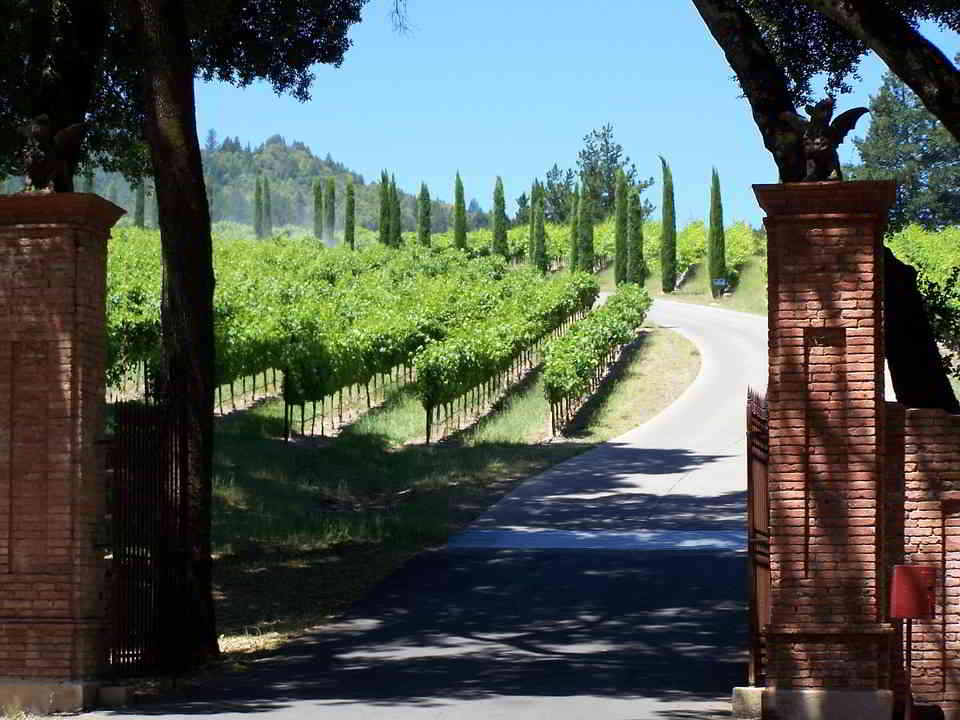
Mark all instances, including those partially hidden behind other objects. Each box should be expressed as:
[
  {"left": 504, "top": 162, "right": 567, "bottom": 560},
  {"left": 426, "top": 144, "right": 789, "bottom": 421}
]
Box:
[{"left": 797, "top": 0, "right": 960, "bottom": 142}]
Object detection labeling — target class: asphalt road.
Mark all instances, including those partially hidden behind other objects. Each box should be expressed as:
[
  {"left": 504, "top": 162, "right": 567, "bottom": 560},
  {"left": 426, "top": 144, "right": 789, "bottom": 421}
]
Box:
[{"left": 93, "top": 299, "right": 768, "bottom": 720}]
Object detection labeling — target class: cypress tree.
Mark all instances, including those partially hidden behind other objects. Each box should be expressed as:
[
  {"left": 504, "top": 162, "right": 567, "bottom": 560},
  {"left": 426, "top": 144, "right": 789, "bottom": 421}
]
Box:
[
  {"left": 313, "top": 179, "right": 323, "bottom": 240},
  {"left": 379, "top": 170, "right": 390, "bottom": 245},
  {"left": 534, "top": 197, "right": 548, "bottom": 274},
  {"left": 454, "top": 172, "right": 467, "bottom": 250},
  {"left": 614, "top": 169, "right": 628, "bottom": 285},
  {"left": 569, "top": 187, "right": 580, "bottom": 271},
  {"left": 134, "top": 181, "right": 146, "bottom": 228},
  {"left": 659, "top": 155, "right": 677, "bottom": 292},
  {"left": 626, "top": 191, "right": 647, "bottom": 284},
  {"left": 418, "top": 182, "right": 431, "bottom": 246},
  {"left": 527, "top": 180, "right": 537, "bottom": 263},
  {"left": 707, "top": 168, "right": 727, "bottom": 298},
  {"left": 254, "top": 177, "right": 263, "bottom": 238},
  {"left": 263, "top": 176, "right": 273, "bottom": 237},
  {"left": 345, "top": 179, "right": 356, "bottom": 250},
  {"left": 579, "top": 189, "right": 594, "bottom": 272},
  {"left": 325, "top": 177, "right": 336, "bottom": 245},
  {"left": 492, "top": 176, "right": 508, "bottom": 257},
  {"left": 390, "top": 175, "right": 402, "bottom": 246}
]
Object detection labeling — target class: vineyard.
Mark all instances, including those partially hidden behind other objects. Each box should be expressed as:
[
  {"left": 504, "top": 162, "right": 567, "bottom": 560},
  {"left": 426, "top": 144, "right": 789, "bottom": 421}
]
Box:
[{"left": 107, "top": 227, "right": 637, "bottom": 443}]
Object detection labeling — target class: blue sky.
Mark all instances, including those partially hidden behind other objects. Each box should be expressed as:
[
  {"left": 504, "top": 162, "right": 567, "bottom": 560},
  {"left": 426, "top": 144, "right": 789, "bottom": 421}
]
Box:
[{"left": 194, "top": 0, "right": 960, "bottom": 227}]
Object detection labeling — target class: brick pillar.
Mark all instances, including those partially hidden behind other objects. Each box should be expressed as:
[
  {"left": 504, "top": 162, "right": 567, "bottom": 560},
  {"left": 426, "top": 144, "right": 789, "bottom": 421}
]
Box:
[
  {"left": 0, "top": 193, "right": 123, "bottom": 712},
  {"left": 755, "top": 181, "right": 896, "bottom": 691}
]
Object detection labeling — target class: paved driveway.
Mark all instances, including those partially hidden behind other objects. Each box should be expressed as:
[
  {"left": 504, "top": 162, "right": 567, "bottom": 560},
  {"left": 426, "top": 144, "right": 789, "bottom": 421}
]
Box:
[{"left": 93, "top": 299, "right": 768, "bottom": 720}]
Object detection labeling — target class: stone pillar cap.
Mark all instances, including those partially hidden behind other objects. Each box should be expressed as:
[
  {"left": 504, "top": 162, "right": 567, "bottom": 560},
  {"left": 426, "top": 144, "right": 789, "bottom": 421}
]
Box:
[
  {"left": 753, "top": 180, "right": 896, "bottom": 216},
  {"left": 0, "top": 192, "right": 125, "bottom": 230}
]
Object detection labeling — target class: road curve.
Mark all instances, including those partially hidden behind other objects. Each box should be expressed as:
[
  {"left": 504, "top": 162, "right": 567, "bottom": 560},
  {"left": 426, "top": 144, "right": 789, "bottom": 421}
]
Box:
[{"left": 449, "top": 298, "right": 768, "bottom": 551}]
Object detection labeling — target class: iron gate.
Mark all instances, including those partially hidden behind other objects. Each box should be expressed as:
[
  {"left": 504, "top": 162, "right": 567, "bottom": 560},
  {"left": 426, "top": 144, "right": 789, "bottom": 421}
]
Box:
[
  {"left": 107, "top": 398, "right": 191, "bottom": 677},
  {"left": 746, "top": 388, "right": 770, "bottom": 686}
]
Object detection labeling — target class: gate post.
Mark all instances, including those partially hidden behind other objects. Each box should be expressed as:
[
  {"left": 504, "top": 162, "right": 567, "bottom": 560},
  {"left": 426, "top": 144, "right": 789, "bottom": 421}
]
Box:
[
  {"left": 747, "top": 181, "right": 896, "bottom": 718},
  {"left": 0, "top": 193, "right": 124, "bottom": 712}
]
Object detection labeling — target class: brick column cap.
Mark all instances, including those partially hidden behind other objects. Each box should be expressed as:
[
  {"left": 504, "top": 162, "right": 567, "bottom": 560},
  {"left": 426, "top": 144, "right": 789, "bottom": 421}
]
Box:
[
  {"left": 754, "top": 180, "right": 896, "bottom": 217},
  {"left": 0, "top": 192, "right": 125, "bottom": 232}
]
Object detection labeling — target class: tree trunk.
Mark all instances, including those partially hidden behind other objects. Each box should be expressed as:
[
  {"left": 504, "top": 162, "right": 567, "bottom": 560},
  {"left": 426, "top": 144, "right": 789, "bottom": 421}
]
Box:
[
  {"left": 132, "top": 0, "right": 219, "bottom": 664},
  {"left": 885, "top": 247, "right": 959, "bottom": 413},
  {"left": 796, "top": 0, "right": 960, "bottom": 144},
  {"left": 693, "top": 0, "right": 959, "bottom": 411}
]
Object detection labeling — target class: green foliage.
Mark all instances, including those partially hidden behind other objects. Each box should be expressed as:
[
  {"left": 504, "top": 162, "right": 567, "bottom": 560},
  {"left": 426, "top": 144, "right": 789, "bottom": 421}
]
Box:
[
  {"left": 576, "top": 123, "right": 652, "bottom": 217},
  {"left": 543, "top": 284, "right": 652, "bottom": 405},
  {"left": 263, "top": 176, "right": 274, "bottom": 237},
  {"left": 107, "top": 226, "right": 533, "bottom": 400},
  {"left": 414, "top": 271, "right": 599, "bottom": 411},
  {"left": 849, "top": 68, "right": 960, "bottom": 232},
  {"left": 313, "top": 179, "right": 323, "bottom": 240},
  {"left": 515, "top": 192, "right": 530, "bottom": 226},
  {"left": 544, "top": 163, "right": 576, "bottom": 223},
  {"left": 390, "top": 175, "right": 402, "bottom": 247},
  {"left": 324, "top": 176, "right": 336, "bottom": 245},
  {"left": 492, "top": 176, "right": 509, "bottom": 257},
  {"left": 254, "top": 177, "right": 264, "bottom": 238},
  {"left": 344, "top": 179, "right": 356, "bottom": 250},
  {"left": 134, "top": 181, "right": 146, "bottom": 229},
  {"left": 379, "top": 170, "right": 390, "bottom": 245},
  {"left": 707, "top": 168, "right": 726, "bottom": 298},
  {"left": 569, "top": 188, "right": 580, "bottom": 271},
  {"left": 534, "top": 197, "right": 548, "bottom": 274},
  {"left": 626, "top": 191, "right": 647, "bottom": 284},
  {"left": 418, "top": 183, "right": 432, "bottom": 247},
  {"left": 659, "top": 156, "right": 677, "bottom": 292},
  {"left": 578, "top": 190, "right": 595, "bottom": 272},
  {"left": 454, "top": 173, "right": 467, "bottom": 250},
  {"left": 614, "top": 169, "right": 628, "bottom": 285}
]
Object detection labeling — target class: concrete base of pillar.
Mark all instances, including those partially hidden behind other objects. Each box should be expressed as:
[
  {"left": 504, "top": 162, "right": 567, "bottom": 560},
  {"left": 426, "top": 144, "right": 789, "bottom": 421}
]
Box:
[
  {"left": 0, "top": 679, "right": 99, "bottom": 713},
  {"left": 732, "top": 687, "right": 893, "bottom": 720}
]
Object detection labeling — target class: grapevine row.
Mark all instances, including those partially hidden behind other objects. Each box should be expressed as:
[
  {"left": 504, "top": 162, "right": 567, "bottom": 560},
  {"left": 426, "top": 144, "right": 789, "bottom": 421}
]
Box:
[
  {"left": 542, "top": 285, "right": 653, "bottom": 434},
  {"left": 414, "top": 272, "right": 599, "bottom": 443}
]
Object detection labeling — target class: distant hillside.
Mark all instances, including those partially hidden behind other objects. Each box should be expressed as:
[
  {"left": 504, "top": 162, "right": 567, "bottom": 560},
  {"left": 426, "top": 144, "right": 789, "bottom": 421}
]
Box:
[{"left": 78, "top": 133, "right": 462, "bottom": 237}]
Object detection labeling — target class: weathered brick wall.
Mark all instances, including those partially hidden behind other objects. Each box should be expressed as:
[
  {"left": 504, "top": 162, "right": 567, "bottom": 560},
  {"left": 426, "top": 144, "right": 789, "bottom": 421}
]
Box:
[
  {"left": 755, "top": 181, "right": 896, "bottom": 688},
  {"left": 885, "top": 402, "right": 960, "bottom": 711},
  {"left": 0, "top": 194, "right": 122, "bottom": 680}
]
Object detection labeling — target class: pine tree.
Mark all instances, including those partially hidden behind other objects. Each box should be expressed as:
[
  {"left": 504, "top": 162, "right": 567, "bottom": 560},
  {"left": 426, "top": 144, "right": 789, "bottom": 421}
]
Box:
[
  {"left": 254, "top": 177, "right": 263, "bottom": 238},
  {"left": 708, "top": 167, "right": 727, "bottom": 299},
  {"left": 379, "top": 170, "right": 390, "bottom": 245},
  {"left": 579, "top": 189, "right": 594, "bottom": 272},
  {"left": 134, "top": 181, "right": 146, "bottom": 228},
  {"left": 614, "top": 169, "right": 628, "bottom": 285},
  {"left": 313, "top": 179, "right": 323, "bottom": 241},
  {"left": 390, "top": 175, "right": 402, "bottom": 246},
  {"left": 626, "top": 191, "right": 647, "bottom": 284},
  {"left": 345, "top": 179, "right": 356, "bottom": 250},
  {"left": 324, "top": 177, "right": 335, "bottom": 245},
  {"left": 492, "top": 176, "right": 509, "bottom": 257},
  {"left": 454, "top": 172, "right": 467, "bottom": 250},
  {"left": 263, "top": 176, "right": 273, "bottom": 237},
  {"left": 659, "top": 156, "right": 677, "bottom": 292},
  {"left": 418, "top": 182, "right": 431, "bottom": 246},
  {"left": 534, "top": 197, "right": 548, "bottom": 274},
  {"left": 569, "top": 187, "right": 580, "bottom": 271}
]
